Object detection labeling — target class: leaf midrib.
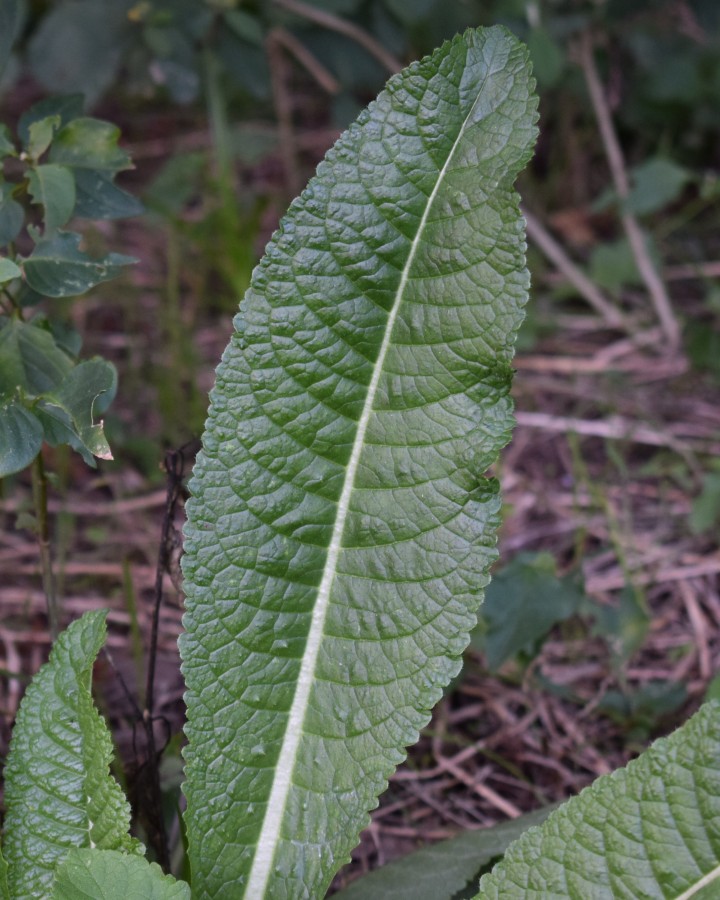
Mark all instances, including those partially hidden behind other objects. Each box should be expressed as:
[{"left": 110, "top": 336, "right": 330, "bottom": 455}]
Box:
[{"left": 244, "top": 55, "right": 488, "bottom": 898}]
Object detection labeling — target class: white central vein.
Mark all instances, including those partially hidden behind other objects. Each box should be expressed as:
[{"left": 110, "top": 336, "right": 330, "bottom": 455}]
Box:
[
  {"left": 245, "top": 84, "right": 484, "bottom": 899},
  {"left": 674, "top": 864, "right": 720, "bottom": 900}
]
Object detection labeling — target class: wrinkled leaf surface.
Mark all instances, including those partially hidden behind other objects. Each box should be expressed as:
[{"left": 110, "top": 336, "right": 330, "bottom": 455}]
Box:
[
  {"left": 477, "top": 701, "right": 720, "bottom": 898},
  {"left": 182, "top": 25, "right": 537, "bottom": 899},
  {"left": 4, "top": 611, "right": 141, "bottom": 899}
]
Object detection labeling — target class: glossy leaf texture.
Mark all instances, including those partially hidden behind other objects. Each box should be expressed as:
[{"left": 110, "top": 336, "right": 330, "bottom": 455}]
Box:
[
  {"left": 51, "top": 849, "right": 190, "bottom": 900},
  {"left": 3, "top": 611, "right": 141, "bottom": 899},
  {"left": 181, "top": 25, "right": 538, "bottom": 899},
  {"left": 476, "top": 701, "right": 720, "bottom": 899}
]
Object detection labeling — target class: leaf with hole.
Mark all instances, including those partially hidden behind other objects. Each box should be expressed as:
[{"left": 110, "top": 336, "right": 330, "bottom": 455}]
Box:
[{"left": 23, "top": 231, "right": 136, "bottom": 298}]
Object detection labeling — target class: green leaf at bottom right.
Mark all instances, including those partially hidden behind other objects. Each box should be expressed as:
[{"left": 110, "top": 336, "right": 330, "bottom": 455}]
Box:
[{"left": 476, "top": 701, "right": 720, "bottom": 899}]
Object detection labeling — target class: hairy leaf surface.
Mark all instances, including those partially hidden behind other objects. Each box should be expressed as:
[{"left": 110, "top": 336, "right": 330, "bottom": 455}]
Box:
[
  {"left": 182, "top": 25, "right": 537, "bottom": 899},
  {"left": 476, "top": 702, "right": 720, "bottom": 898},
  {"left": 4, "top": 611, "right": 141, "bottom": 899}
]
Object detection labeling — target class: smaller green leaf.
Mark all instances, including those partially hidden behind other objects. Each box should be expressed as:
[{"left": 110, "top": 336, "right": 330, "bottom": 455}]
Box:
[
  {"left": 27, "top": 114, "right": 61, "bottom": 160},
  {"left": 0, "top": 124, "right": 16, "bottom": 157},
  {"left": 0, "top": 317, "right": 73, "bottom": 399},
  {"left": 0, "top": 401, "right": 43, "bottom": 478},
  {"left": 223, "top": 9, "right": 264, "bottom": 45},
  {"left": 39, "top": 358, "right": 117, "bottom": 464},
  {"left": 18, "top": 95, "right": 85, "bottom": 148},
  {"left": 0, "top": 187, "right": 24, "bottom": 245},
  {"left": 52, "top": 849, "right": 191, "bottom": 900},
  {"left": 4, "top": 611, "right": 142, "bottom": 899},
  {"left": 0, "top": 257, "right": 21, "bottom": 283},
  {"left": 473, "top": 554, "right": 585, "bottom": 671},
  {"left": 526, "top": 28, "right": 565, "bottom": 88},
  {"left": 334, "top": 806, "right": 555, "bottom": 900},
  {"left": 23, "top": 231, "right": 137, "bottom": 297},
  {"left": 27, "top": 164, "right": 76, "bottom": 232},
  {"left": 626, "top": 157, "right": 691, "bottom": 216},
  {"left": 50, "top": 118, "right": 132, "bottom": 174},
  {"left": 0, "top": 0, "right": 22, "bottom": 83},
  {"left": 73, "top": 169, "right": 143, "bottom": 220}
]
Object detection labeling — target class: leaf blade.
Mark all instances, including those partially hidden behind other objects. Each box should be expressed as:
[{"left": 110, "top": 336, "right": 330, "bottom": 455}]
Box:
[
  {"left": 476, "top": 702, "right": 720, "bottom": 899},
  {"left": 3, "top": 611, "right": 140, "bottom": 899},
  {"left": 181, "top": 25, "right": 537, "bottom": 899},
  {"left": 51, "top": 849, "right": 190, "bottom": 900}
]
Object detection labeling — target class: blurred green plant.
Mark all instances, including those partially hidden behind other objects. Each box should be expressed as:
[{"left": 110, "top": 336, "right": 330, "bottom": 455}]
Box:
[{"left": 0, "top": 6, "right": 141, "bottom": 635}]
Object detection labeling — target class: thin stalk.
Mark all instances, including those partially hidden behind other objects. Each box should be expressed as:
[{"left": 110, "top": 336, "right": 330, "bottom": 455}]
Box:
[
  {"left": 31, "top": 452, "right": 60, "bottom": 640},
  {"left": 203, "top": 45, "right": 233, "bottom": 188}
]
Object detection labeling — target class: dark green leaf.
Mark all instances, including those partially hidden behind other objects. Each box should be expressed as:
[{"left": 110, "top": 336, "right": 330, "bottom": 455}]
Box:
[
  {"left": 4, "top": 611, "right": 142, "bottom": 899},
  {"left": 626, "top": 157, "right": 691, "bottom": 215},
  {"left": 474, "top": 554, "right": 585, "bottom": 671},
  {"left": 690, "top": 471, "right": 720, "bottom": 534},
  {"left": 0, "top": 124, "right": 16, "bottom": 157},
  {"left": 27, "top": 3, "right": 128, "bottom": 107},
  {"left": 73, "top": 170, "right": 144, "bottom": 220},
  {"left": 23, "top": 232, "right": 136, "bottom": 297},
  {"left": 0, "top": 257, "right": 21, "bottom": 283},
  {"left": 526, "top": 28, "right": 565, "bottom": 88},
  {"left": 52, "top": 849, "right": 190, "bottom": 900},
  {"left": 143, "top": 152, "right": 205, "bottom": 216},
  {"left": 0, "top": 401, "right": 43, "bottom": 478},
  {"left": 0, "top": 318, "right": 73, "bottom": 399},
  {"left": 334, "top": 806, "right": 555, "bottom": 900},
  {"left": 39, "top": 358, "right": 116, "bottom": 464},
  {"left": 50, "top": 118, "right": 132, "bottom": 174},
  {"left": 0, "top": 192, "right": 23, "bottom": 245},
  {"left": 223, "top": 9, "right": 264, "bottom": 46},
  {"left": 17, "top": 95, "right": 85, "bottom": 148},
  {"left": 0, "top": 0, "right": 22, "bottom": 82},
  {"left": 383, "top": 0, "right": 435, "bottom": 24},
  {"left": 27, "top": 164, "right": 76, "bottom": 232}
]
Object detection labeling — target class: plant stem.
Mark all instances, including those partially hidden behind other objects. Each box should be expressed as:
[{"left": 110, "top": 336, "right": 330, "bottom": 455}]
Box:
[{"left": 31, "top": 452, "right": 60, "bottom": 640}]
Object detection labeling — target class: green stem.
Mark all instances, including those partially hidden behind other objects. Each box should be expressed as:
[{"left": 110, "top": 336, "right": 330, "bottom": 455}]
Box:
[
  {"left": 203, "top": 45, "right": 233, "bottom": 188},
  {"left": 31, "top": 452, "right": 60, "bottom": 640}
]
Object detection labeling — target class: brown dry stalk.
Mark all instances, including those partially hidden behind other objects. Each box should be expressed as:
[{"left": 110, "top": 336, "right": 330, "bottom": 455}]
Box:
[
  {"left": 272, "top": 0, "right": 402, "bottom": 74},
  {"left": 576, "top": 31, "right": 681, "bottom": 348}
]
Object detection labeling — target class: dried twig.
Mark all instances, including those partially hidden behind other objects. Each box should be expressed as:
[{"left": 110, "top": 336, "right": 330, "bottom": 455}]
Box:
[
  {"left": 523, "top": 206, "right": 626, "bottom": 329},
  {"left": 576, "top": 31, "right": 680, "bottom": 348},
  {"left": 272, "top": 0, "right": 402, "bottom": 74}
]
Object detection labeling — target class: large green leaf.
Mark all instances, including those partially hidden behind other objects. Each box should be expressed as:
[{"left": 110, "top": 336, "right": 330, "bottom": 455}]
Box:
[
  {"left": 181, "top": 25, "right": 537, "bottom": 899},
  {"left": 476, "top": 701, "right": 720, "bottom": 898},
  {"left": 3, "top": 610, "right": 142, "bottom": 899},
  {"left": 0, "top": 842, "right": 9, "bottom": 900},
  {"left": 51, "top": 849, "right": 190, "bottom": 900}
]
